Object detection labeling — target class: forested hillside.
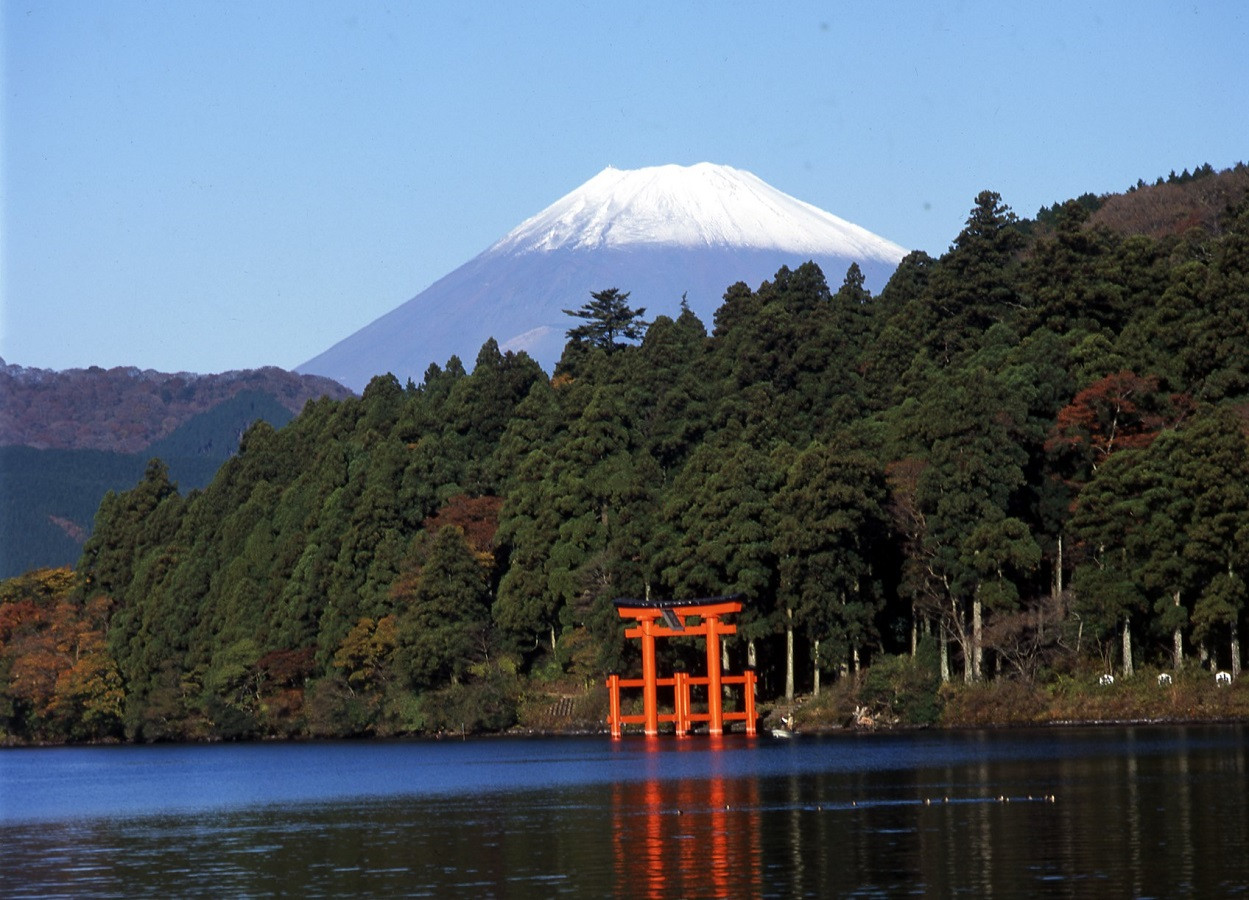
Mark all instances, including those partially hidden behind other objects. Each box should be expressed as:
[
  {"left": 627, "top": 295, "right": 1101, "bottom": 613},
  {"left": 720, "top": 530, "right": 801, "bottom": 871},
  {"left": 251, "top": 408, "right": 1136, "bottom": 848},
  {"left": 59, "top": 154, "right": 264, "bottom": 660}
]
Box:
[
  {"left": 0, "top": 363, "right": 353, "bottom": 453},
  {"left": 3, "top": 164, "right": 1248, "bottom": 743},
  {"left": 0, "top": 366, "right": 354, "bottom": 577}
]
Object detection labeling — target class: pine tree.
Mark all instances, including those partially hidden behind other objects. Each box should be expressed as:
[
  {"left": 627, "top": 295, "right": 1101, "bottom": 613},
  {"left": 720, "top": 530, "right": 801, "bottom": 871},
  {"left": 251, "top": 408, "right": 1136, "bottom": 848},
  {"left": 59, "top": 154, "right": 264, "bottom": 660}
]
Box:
[{"left": 563, "top": 288, "right": 648, "bottom": 351}]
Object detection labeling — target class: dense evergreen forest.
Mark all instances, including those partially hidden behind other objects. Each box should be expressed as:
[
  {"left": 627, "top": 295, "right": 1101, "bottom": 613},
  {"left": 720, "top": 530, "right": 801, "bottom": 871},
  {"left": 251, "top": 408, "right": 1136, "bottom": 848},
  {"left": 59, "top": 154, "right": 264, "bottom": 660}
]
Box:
[{"left": 3, "top": 165, "right": 1248, "bottom": 743}]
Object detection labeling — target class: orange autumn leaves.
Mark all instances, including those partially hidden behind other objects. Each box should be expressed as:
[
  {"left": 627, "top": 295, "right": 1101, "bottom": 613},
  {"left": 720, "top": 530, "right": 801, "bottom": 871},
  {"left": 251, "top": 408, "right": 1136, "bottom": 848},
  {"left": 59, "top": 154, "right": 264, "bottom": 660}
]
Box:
[{"left": 0, "top": 568, "right": 124, "bottom": 740}]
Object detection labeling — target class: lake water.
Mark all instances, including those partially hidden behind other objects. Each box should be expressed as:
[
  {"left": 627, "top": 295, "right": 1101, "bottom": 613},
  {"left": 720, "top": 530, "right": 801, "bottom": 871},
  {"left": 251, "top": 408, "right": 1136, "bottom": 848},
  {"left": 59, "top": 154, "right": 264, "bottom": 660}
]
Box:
[{"left": 1, "top": 724, "right": 1246, "bottom": 897}]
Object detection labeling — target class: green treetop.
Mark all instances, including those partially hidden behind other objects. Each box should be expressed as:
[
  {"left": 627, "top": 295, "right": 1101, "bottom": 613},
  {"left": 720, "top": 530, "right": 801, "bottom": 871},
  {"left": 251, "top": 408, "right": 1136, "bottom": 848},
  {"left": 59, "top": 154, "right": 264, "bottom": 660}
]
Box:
[{"left": 563, "top": 288, "right": 649, "bottom": 352}]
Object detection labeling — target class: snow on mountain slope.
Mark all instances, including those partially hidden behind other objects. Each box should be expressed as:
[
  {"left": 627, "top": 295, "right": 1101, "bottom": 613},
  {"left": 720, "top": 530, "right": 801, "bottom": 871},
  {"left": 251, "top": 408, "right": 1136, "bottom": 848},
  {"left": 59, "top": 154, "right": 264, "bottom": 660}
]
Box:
[
  {"left": 299, "top": 163, "right": 908, "bottom": 391},
  {"left": 492, "top": 163, "right": 906, "bottom": 260}
]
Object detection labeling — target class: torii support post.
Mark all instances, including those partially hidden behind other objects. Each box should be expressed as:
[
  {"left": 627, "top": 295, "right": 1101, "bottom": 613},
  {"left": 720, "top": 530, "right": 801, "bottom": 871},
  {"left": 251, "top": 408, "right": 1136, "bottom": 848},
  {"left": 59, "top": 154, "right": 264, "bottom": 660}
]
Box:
[
  {"left": 607, "top": 596, "right": 756, "bottom": 738},
  {"left": 704, "top": 611, "right": 724, "bottom": 734},
  {"left": 641, "top": 616, "right": 658, "bottom": 736}
]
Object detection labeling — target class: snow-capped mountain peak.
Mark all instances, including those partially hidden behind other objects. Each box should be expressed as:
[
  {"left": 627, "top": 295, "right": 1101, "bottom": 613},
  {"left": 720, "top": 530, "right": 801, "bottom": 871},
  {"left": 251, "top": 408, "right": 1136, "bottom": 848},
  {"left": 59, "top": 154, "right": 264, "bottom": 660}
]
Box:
[
  {"left": 491, "top": 162, "right": 906, "bottom": 260},
  {"left": 299, "top": 163, "right": 909, "bottom": 391}
]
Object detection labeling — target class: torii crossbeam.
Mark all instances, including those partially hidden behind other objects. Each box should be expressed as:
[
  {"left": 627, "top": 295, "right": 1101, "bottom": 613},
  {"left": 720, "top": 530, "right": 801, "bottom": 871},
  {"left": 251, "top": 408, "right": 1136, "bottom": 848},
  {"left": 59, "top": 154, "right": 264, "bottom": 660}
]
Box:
[{"left": 607, "top": 596, "right": 757, "bottom": 738}]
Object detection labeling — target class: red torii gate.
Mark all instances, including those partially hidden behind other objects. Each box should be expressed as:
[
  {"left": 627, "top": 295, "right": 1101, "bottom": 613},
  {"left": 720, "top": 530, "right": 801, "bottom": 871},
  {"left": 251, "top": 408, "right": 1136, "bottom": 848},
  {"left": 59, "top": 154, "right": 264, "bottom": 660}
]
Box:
[{"left": 607, "top": 596, "right": 757, "bottom": 738}]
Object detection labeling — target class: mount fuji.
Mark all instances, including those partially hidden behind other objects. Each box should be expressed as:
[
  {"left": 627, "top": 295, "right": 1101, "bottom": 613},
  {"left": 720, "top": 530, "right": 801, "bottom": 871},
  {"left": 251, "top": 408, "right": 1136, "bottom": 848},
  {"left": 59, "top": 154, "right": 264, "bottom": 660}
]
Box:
[{"left": 299, "top": 163, "right": 908, "bottom": 391}]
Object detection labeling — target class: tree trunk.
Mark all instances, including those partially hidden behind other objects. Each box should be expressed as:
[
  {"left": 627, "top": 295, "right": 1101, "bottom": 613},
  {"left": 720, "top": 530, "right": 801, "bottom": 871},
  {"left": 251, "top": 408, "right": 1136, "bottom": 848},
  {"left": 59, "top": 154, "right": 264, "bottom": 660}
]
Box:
[
  {"left": 1122, "top": 616, "right": 1134, "bottom": 678},
  {"left": 939, "top": 621, "right": 950, "bottom": 683},
  {"left": 1046, "top": 535, "right": 1063, "bottom": 643},
  {"left": 812, "top": 639, "right": 821, "bottom": 697},
  {"left": 948, "top": 589, "right": 971, "bottom": 684},
  {"left": 748, "top": 639, "right": 757, "bottom": 669},
  {"left": 1232, "top": 623, "right": 1242, "bottom": 680},
  {"left": 972, "top": 589, "right": 983, "bottom": 682},
  {"left": 550, "top": 625, "right": 557, "bottom": 652},
  {"left": 1172, "top": 590, "right": 1184, "bottom": 670},
  {"left": 910, "top": 606, "right": 919, "bottom": 658},
  {"left": 1054, "top": 534, "right": 1064, "bottom": 598},
  {"left": 853, "top": 645, "right": 861, "bottom": 676},
  {"left": 785, "top": 607, "right": 795, "bottom": 703}
]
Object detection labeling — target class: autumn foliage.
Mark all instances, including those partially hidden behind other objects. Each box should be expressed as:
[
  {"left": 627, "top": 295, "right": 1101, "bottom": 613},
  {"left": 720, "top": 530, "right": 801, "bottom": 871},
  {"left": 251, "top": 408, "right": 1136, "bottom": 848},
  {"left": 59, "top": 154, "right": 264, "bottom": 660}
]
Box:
[
  {"left": 0, "top": 569, "right": 123, "bottom": 741},
  {"left": 1045, "top": 371, "right": 1188, "bottom": 481}
]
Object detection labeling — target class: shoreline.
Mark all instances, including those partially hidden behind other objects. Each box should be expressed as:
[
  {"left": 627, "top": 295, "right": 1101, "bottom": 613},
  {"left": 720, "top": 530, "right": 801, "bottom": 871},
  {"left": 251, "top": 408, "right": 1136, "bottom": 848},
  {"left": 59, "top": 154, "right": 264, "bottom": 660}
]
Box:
[
  {"left": 3, "top": 667, "right": 1246, "bottom": 747},
  {"left": 4, "top": 709, "right": 1247, "bottom": 749}
]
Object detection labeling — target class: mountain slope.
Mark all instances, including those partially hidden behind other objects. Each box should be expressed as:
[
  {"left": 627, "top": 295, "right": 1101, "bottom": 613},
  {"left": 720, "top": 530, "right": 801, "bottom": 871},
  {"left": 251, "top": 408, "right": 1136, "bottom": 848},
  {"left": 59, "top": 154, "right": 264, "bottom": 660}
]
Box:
[
  {"left": 0, "top": 363, "right": 352, "bottom": 577},
  {"left": 300, "top": 163, "right": 907, "bottom": 390},
  {"left": 0, "top": 360, "right": 353, "bottom": 453}
]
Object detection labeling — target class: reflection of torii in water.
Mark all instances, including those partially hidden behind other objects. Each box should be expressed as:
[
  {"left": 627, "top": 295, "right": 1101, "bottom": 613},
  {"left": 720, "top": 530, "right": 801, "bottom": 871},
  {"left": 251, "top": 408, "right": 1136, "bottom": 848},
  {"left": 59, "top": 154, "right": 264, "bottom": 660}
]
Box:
[{"left": 606, "top": 596, "right": 757, "bottom": 738}]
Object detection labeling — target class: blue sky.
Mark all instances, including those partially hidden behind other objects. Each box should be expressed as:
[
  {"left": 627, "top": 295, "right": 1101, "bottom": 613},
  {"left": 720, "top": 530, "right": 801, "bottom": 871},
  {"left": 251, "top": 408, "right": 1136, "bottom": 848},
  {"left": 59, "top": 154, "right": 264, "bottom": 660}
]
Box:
[{"left": 3, "top": 2, "right": 1246, "bottom": 375}]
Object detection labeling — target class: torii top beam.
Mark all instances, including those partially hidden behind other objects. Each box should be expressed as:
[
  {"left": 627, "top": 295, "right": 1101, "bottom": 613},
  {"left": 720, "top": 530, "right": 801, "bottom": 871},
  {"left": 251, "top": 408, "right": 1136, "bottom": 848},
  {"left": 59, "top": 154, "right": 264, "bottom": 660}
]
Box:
[{"left": 612, "top": 595, "right": 744, "bottom": 621}]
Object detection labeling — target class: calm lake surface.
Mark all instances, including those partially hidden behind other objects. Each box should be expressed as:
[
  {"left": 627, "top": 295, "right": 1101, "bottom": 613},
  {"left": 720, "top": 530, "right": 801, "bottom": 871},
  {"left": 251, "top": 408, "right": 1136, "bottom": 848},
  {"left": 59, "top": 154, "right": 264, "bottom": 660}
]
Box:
[{"left": 2, "top": 724, "right": 1246, "bottom": 897}]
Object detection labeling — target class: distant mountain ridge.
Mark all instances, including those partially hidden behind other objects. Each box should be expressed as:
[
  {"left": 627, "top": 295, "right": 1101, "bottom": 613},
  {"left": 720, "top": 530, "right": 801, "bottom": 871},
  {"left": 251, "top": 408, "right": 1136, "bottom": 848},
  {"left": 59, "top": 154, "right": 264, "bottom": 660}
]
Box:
[
  {"left": 299, "top": 163, "right": 908, "bottom": 391},
  {"left": 0, "top": 359, "right": 354, "bottom": 453},
  {"left": 0, "top": 361, "right": 353, "bottom": 577}
]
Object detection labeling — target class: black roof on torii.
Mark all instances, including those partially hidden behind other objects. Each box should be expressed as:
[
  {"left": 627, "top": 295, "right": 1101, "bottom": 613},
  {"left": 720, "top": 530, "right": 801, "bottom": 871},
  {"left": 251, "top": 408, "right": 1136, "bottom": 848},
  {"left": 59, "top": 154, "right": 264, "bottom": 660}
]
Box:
[{"left": 612, "top": 594, "right": 744, "bottom": 609}]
